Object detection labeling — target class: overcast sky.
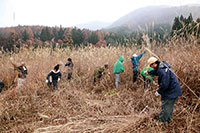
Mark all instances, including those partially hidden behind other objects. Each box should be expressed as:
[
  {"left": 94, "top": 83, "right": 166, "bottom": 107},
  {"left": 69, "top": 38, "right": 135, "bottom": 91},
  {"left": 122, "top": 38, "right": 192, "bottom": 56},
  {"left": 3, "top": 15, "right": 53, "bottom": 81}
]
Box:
[{"left": 0, "top": 0, "right": 199, "bottom": 28}]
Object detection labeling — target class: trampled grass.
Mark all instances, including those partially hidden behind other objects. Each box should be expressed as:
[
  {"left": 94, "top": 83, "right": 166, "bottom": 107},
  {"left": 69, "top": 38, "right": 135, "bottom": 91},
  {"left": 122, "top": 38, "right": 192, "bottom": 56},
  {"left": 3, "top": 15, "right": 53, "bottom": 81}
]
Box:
[{"left": 0, "top": 41, "right": 199, "bottom": 132}]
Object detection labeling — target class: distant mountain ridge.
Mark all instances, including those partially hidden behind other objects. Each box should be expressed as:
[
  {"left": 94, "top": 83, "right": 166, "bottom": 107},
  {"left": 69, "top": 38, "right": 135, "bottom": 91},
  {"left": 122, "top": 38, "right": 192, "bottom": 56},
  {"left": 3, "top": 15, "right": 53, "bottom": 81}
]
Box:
[
  {"left": 105, "top": 5, "right": 200, "bottom": 33},
  {"left": 76, "top": 21, "right": 112, "bottom": 30}
]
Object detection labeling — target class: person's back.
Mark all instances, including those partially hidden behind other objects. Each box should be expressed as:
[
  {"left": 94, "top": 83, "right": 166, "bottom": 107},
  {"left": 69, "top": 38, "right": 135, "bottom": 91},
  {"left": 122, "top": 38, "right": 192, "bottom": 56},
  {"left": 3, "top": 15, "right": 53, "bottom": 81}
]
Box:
[
  {"left": 113, "top": 56, "right": 124, "bottom": 88},
  {"left": 113, "top": 56, "right": 125, "bottom": 74}
]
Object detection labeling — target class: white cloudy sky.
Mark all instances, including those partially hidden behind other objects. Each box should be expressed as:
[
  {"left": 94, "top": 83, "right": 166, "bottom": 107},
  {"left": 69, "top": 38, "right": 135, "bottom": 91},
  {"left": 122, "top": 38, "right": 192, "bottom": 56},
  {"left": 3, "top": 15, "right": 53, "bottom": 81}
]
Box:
[{"left": 0, "top": 0, "right": 199, "bottom": 27}]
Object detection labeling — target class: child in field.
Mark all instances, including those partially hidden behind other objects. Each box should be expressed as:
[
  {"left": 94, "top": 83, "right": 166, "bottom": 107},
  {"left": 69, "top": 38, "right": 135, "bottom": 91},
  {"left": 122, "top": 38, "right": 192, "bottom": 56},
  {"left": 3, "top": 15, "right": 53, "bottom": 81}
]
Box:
[{"left": 46, "top": 64, "right": 62, "bottom": 90}]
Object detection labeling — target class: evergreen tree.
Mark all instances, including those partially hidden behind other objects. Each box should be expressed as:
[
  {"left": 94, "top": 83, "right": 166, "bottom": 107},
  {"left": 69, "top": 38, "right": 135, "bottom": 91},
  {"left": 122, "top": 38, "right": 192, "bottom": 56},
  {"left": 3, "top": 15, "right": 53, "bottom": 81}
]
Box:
[
  {"left": 72, "top": 28, "right": 84, "bottom": 45},
  {"left": 40, "top": 27, "right": 52, "bottom": 42},
  {"left": 22, "top": 30, "right": 29, "bottom": 41},
  {"left": 88, "top": 32, "right": 99, "bottom": 44},
  {"left": 58, "top": 25, "right": 65, "bottom": 40}
]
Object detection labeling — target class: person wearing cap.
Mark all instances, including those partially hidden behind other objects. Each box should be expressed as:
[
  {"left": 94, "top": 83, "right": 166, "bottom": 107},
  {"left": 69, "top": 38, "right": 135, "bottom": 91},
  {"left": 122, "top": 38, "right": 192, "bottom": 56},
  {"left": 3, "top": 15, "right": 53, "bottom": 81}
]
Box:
[
  {"left": 0, "top": 80, "right": 5, "bottom": 93},
  {"left": 140, "top": 66, "right": 156, "bottom": 88},
  {"left": 65, "top": 58, "right": 74, "bottom": 80},
  {"left": 93, "top": 64, "right": 110, "bottom": 84},
  {"left": 145, "top": 57, "right": 182, "bottom": 123},
  {"left": 113, "top": 56, "right": 125, "bottom": 88},
  {"left": 16, "top": 62, "right": 28, "bottom": 88},
  {"left": 131, "top": 51, "right": 146, "bottom": 83},
  {"left": 46, "top": 64, "right": 62, "bottom": 90}
]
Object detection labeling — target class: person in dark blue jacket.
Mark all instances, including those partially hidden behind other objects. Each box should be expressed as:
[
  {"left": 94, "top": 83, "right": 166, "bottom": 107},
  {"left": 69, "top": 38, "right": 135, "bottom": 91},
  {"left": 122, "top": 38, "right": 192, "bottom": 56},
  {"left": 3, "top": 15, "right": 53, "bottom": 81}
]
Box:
[
  {"left": 131, "top": 51, "right": 146, "bottom": 83},
  {"left": 145, "top": 57, "right": 182, "bottom": 123},
  {"left": 46, "top": 64, "right": 62, "bottom": 90}
]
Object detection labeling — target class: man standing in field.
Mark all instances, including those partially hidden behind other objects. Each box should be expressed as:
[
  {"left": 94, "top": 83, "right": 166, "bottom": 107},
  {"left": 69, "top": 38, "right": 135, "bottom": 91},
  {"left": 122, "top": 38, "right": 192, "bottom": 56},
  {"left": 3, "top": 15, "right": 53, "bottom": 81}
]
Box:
[
  {"left": 131, "top": 51, "right": 146, "bottom": 83},
  {"left": 113, "top": 56, "right": 125, "bottom": 88},
  {"left": 145, "top": 57, "right": 182, "bottom": 123}
]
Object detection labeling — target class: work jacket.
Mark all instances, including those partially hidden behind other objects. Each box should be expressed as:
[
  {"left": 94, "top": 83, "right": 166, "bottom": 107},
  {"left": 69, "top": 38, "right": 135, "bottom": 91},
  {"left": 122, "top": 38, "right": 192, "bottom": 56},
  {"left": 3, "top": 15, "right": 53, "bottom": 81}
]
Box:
[{"left": 148, "top": 61, "right": 182, "bottom": 100}]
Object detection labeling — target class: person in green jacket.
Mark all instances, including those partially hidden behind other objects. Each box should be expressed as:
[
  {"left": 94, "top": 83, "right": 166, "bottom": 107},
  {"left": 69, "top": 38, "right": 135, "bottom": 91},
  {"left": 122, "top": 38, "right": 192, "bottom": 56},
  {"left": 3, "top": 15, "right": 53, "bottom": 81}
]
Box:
[
  {"left": 141, "top": 66, "right": 156, "bottom": 88},
  {"left": 113, "top": 56, "right": 125, "bottom": 88}
]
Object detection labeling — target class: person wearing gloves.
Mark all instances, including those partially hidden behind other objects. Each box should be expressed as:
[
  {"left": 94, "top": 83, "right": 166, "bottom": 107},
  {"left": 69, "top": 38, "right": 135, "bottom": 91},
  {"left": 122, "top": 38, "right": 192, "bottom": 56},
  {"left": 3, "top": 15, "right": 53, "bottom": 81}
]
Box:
[
  {"left": 140, "top": 66, "right": 156, "bottom": 88},
  {"left": 131, "top": 51, "right": 146, "bottom": 83},
  {"left": 145, "top": 57, "right": 182, "bottom": 123},
  {"left": 65, "top": 58, "right": 74, "bottom": 80},
  {"left": 46, "top": 64, "right": 62, "bottom": 90},
  {"left": 113, "top": 56, "right": 125, "bottom": 88}
]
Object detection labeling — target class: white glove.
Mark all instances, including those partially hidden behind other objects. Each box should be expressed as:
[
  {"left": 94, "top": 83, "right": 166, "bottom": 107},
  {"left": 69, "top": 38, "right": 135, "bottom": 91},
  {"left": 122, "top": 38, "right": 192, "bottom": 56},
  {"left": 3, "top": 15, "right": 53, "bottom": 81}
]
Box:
[
  {"left": 58, "top": 78, "right": 60, "bottom": 81},
  {"left": 155, "top": 91, "right": 160, "bottom": 96},
  {"left": 46, "top": 80, "right": 48, "bottom": 83},
  {"left": 152, "top": 81, "right": 157, "bottom": 85},
  {"left": 144, "top": 70, "right": 148, "bottom": 75}
]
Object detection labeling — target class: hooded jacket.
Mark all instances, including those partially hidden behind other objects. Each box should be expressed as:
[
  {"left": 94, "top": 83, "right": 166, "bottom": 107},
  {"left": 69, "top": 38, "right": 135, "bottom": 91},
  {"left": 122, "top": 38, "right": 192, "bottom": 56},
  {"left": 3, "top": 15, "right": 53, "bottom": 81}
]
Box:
[
  {"left": 113, "top": 56, "right": 125, "bottom": 74},
  {"left": 131, "top": 51, "right": 146, "bottom": 71},
  {"left": 148, "top": 61, "right": 182, "bottom": 100},
  {"left": 141, "top": 66, "right": 154, "bottom": 82}
]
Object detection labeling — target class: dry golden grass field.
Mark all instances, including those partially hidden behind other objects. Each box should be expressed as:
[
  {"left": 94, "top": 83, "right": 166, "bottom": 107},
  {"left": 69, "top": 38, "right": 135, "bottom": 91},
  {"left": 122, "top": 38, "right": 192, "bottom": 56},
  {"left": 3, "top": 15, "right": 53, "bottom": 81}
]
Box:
[{"left": 0, "top": 40, "right": 200, "bottom": 132}]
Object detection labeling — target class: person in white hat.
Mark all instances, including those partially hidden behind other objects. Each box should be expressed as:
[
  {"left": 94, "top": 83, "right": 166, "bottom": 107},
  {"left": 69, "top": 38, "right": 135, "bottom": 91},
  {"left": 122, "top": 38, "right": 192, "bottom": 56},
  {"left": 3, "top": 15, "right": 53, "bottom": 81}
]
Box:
[
  {"left": 131, "top": 51, "right": 146, "bottom": 83},
  {"left": 145, "top": 57, "right": 182, "bottom": 123}
]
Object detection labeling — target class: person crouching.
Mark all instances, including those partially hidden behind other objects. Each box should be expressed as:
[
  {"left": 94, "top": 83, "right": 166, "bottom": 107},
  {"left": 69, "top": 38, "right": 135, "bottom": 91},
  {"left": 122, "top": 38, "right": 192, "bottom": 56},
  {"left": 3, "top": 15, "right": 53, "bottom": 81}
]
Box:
[{"left": 46, "top": 64, "right": 62, "bottom": 90}]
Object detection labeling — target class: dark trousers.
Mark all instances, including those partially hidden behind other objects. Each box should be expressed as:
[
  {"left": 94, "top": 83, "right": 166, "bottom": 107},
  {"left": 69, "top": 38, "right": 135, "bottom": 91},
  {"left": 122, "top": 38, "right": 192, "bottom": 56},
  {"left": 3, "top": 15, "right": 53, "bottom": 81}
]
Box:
[
  {"left": 68, "top": 72, "right": 72, "bottom": 80},
  {"left": 48, "top": 80, "right": 58, "bottom": 89},
  {"left": 142, "top": 75, "right": 150, "bottom": 88},
  {"left": 159, "top": 98, "right": 177, "bottom": 123},
  {"left": 133, "top": 71, "right": 138, "bottom": 83}
]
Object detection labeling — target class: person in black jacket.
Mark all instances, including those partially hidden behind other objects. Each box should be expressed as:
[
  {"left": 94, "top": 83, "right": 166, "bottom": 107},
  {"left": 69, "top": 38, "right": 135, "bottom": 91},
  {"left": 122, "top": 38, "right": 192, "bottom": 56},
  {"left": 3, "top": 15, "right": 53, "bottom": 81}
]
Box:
[
  {"left": 65, "top": 58, "right": 74, "bottom": 80},
  {"left": 145, "top": 57, "right": 182, "bottom": 123},
  {"left": 46, "top": 64, "right": 62, "bottom": 90},
  {"left": 0, "top": 80, "right": 4, "bottom": 93}
]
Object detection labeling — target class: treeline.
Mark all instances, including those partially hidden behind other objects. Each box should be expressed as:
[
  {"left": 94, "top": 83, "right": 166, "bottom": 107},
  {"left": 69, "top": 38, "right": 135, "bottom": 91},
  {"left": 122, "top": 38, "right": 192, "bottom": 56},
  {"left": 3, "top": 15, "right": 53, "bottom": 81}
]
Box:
[
  {"left": 0, "top": 13, "right": 200, "bottom": 51},
  {"left": 171, "top": 13, "right": 200, "bottom": 40}
]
